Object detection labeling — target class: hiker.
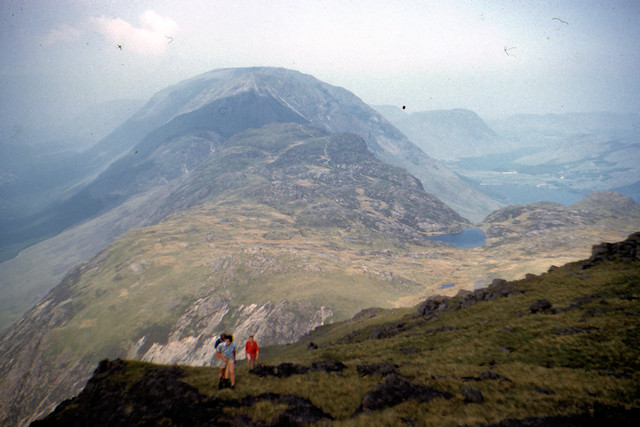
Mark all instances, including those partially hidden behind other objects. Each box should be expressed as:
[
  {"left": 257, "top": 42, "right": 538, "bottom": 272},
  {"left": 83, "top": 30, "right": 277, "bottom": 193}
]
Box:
[
  {"left": 245, "top": 335, "right": 259, "bottom": 369},
  {"left": 214, "top": 334, "right": 227, "bottom": 388},
  {"left": 216, "top": 333, "right": 236, "bottom": 389}
]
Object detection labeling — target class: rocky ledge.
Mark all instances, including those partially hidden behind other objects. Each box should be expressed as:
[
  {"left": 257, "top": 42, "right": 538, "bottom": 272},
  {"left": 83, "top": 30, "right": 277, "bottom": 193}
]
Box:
[{"left": 582, "top": 231, "right": 640, "bottom": 269}]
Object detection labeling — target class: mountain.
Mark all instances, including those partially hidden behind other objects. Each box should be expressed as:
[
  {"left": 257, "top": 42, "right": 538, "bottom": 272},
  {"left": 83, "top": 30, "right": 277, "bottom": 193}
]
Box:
[
  {"left": 2, "top": 186, "right": 639, "bottom": 424},
  {"left": 510, "top": 133, "right": 640, "bottom": 196},
  {"left": 30, "top": 232, "right": 640, "bottom": 426},
  {"left": 440, "top": 112, "right": 640, "bottom": 207},
  {"left": 2, "top": 68, "right": 638, "bottom": 425},
  {"left": 96, "top": 68, "right": 500, "bottom": 221},
  {"left": 0, "top": 67, "right": 500, "bottom": 330},
  {"left": 0, "top": 122, "right": 471, "bottom": 426},
  {"left": 1, "top": 68, "right": 499, "bottom": 263},
  {"left": 0, "top": 98, "right": 145, "bottom": 262},
  {"left": 374, "top": 106, "right": 512, "bottom": 161},
  {"left": 490, "top": 112, "right": 640, "bottom": 143}
]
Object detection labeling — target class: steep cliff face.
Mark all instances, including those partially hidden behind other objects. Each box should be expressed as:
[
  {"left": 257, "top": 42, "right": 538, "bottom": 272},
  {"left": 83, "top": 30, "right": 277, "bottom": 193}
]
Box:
[{"left": 137, "top": 297, "right": 332, "bottom": 365}]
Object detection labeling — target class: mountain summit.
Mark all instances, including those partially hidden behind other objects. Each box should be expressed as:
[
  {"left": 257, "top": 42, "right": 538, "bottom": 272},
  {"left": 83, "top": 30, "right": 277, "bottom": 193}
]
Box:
[
  {"left": 94, "top": 67, "right": 498, "bottom": 219},
  {"left": 0, "top": 67, "right": 498, "bottom": 330}
]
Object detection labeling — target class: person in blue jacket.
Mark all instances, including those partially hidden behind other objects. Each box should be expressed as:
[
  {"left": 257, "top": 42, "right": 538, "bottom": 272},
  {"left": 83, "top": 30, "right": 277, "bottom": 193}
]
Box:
[{"left": 216, "top": 333, "right": 236, "bottom": 389}]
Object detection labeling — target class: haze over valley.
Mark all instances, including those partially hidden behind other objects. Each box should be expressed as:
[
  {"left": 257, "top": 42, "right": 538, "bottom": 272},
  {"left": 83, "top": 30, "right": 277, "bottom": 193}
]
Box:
[{"left": 1, "top": 1, "right": 639, "bottom": 426}]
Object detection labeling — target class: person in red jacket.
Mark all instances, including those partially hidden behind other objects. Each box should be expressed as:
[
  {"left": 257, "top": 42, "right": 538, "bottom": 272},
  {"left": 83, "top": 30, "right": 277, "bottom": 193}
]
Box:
[{"left": 245, "top": 335, "right": 259, "bottom": 369}]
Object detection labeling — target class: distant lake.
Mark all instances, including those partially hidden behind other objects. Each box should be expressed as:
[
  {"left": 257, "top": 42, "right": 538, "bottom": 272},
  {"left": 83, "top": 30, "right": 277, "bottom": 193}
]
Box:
[{"left": 428, "top": 228, "right": 486, "bottom": 248}]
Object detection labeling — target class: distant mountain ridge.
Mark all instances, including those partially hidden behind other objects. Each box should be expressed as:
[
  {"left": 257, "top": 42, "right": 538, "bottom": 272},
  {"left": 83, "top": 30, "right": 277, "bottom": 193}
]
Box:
[
  {"left": 374, "top": 106, "right": 512, "bottom": 161},
  {"left": 490, "top": 112, "right": 640, "bottom": 141}
]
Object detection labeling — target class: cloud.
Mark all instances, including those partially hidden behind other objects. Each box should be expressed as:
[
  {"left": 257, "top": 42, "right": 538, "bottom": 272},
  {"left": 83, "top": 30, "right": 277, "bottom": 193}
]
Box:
[
  {"left": 42, "top": 24, "right": 83, "bottom": 46},
  {"left": 92, "top": 10, "right": 178, "bottom": 54}
]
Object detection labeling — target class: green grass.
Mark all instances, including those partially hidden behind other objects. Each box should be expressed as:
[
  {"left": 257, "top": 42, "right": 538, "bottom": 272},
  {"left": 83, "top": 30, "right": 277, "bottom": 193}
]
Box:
[
  {"left": 29, "top": 193, "right": 640, "bottom": 425},
  {"left": 54, "top": 257, "right": 638, "bottom": 425},
  {"left": 172, "top": 259, "right": 640, "bottom": 425}
]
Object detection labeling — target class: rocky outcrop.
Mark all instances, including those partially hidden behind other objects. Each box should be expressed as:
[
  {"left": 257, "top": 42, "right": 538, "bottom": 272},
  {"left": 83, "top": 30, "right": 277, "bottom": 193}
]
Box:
[
  {"left": 249, "top": 360, "right": 346, "bottom": 378},
  {"left": 416, "top": 278, "right": 527, "bottom": 319},
  {"left": 482, "top": 194, "right": 640, "bottom": 241},
  {"left": 30, "top": 358, "right": 333, "bottom": 426},
  {"left": 582, "top": 231, "right": 640, "bottom": 269},
  {"left": 354, "top": 374, "right": 453, "bottom": 414},
  {"left": 139, "top": 297, "right": 333, "bottom": 365}
]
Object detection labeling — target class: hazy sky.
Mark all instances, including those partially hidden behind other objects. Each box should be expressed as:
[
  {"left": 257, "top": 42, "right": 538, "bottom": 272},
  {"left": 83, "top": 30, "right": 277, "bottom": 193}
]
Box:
[{"left": 2, "top": 0, "right": 639, "bottom": 133}]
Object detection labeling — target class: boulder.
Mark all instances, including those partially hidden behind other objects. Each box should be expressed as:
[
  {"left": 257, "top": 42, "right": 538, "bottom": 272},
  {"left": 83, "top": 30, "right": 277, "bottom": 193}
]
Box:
[
  {"left": 354, "top": 374, "right": 453, "bottom": 414},
  {"left": 462, "top": 386, "right": 484, "bottom": 403},
  {"left": 529, "top": 299, "right": 552, "bottom": 314}
]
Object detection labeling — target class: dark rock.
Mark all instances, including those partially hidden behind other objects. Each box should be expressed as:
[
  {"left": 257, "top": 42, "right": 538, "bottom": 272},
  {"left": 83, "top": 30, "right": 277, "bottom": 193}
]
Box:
[
  {"left": 529, "top": 299, "right": 552, "bottom": 313},
  {"left": 477, "top": 371, "right": 511, "bottom": 382},
  {"left": 352, "top": 307, "right": 383, "bottom": 321},
  {"left": 417, "top": 278, "right": 527, "bottom": 319},
  {"left": 357, "top": 362, "right": 399, "bottom": 377},
  {"left": 250, "top": 362, "right": 309, "bottom": 378},
  {"left": 310, "top": 360, "right": 346, "bottom": 373},
  {"left": 462, "top": 386, "right": 484, "bottom": 403},
  {"left": 307, "top": 342, "right": 318, "bottom": 350},
  {"left": 369, "top": 321, "right": 410, "bottom": 339},
  {"left": 337, "top": 330, "right": 362, "bottom": 343},
  {"left": 399, "top": 347, "right": 419, "bottom": 355},
  {"left": 250, "top": 360, "right": 345, "bottom": 378},
  {"left": 463, "top": 371, "right": 512, "bottom": 382},
  {"left": 263, "top": 394, "right": 333, "bottom": 425},
  {"left": 431, "top": 325, "right": 459, "bottom": 334},
  {"left": 582, "top": 232, "right": 640, "bottom": 269},
  {"left": 485, "top": 404, "right": 640, "bottom": 426},
  {"left": 416, "top": 296, "right": 451, "bottom": 319},
  {"left": 354, "top": 374, "right": 453, "bottom": 414},
  {"left": 490, "top": 278, "right": 508, "bottom": 287},
  {"left": 31, "top": 359, "right": 225, "bottom": 426}
]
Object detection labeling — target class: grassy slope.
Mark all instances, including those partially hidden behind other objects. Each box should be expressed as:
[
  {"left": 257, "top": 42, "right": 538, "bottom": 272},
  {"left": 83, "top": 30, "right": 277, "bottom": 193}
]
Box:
[
  {"left": 50, "top": 189, "right": 640, "bottom": 358},
  {"left": 226, "top": 261, "right": 639, "bottom": 424},
  {"left": 84, "top": 257, "right": 640, "bottom": 426}
]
